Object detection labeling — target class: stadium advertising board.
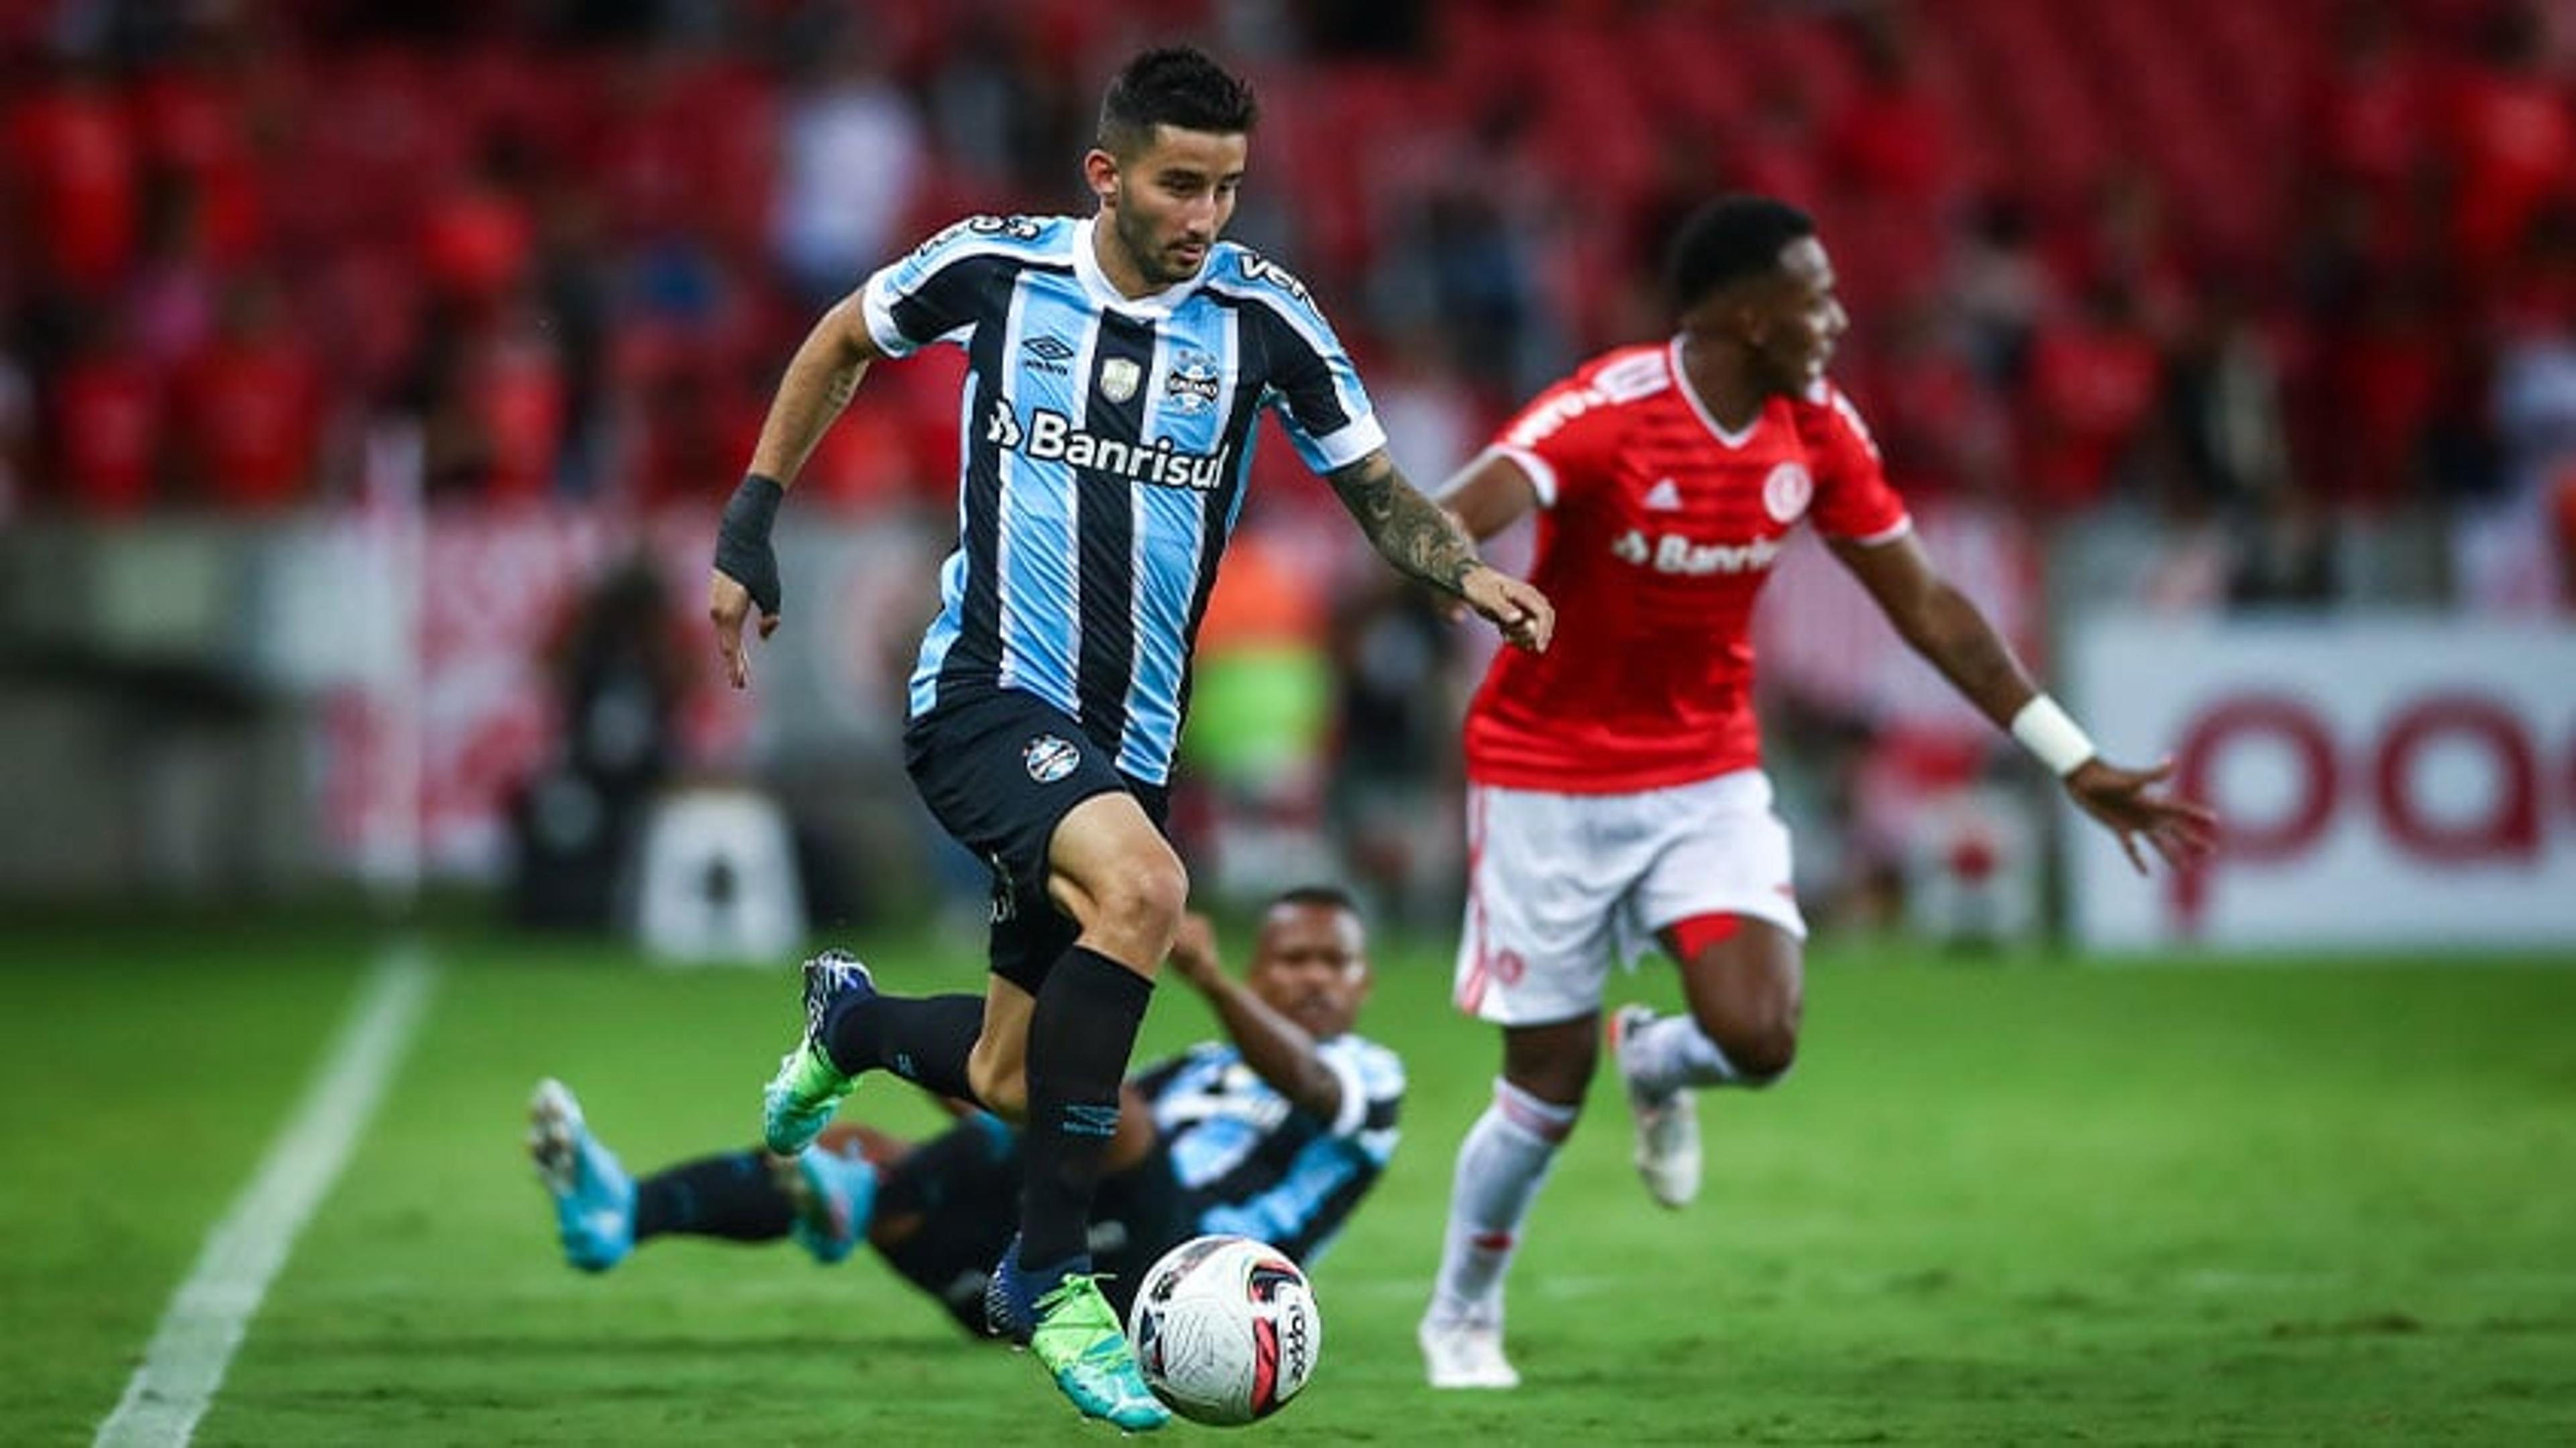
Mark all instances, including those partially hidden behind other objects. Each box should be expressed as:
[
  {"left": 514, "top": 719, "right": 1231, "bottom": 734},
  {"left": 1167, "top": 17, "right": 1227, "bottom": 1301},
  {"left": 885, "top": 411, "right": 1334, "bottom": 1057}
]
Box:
[{"left": 2066, "top": 617, "right": 2576, "bottom": 953}]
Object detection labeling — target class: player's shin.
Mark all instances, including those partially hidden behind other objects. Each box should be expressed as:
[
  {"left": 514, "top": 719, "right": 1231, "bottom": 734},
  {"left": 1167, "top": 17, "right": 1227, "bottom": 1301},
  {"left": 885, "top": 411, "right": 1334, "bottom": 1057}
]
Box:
[
  {"left": 633, "top": 1151, "right": 798, "bottom": 1243},
  {"left": 1016, "top": 946, "right": 1152, "bottom": 1273},
  {"left": 827, "top": 992, "right": 987, "bottom": 1102},
  {"left": 1429, "top": 1078, "right": 1578, "bottom": 1323}
]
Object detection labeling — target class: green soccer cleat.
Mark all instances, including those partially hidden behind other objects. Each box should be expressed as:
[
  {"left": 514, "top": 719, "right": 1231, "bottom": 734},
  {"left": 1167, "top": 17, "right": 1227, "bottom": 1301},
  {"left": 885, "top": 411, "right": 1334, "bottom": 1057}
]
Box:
[
  {"left": 760, "top": 950, "right": 875, "bottom": 1154},
  {"left": 1028, "top": 1273, "right": 1171, "bottom": 1432}
]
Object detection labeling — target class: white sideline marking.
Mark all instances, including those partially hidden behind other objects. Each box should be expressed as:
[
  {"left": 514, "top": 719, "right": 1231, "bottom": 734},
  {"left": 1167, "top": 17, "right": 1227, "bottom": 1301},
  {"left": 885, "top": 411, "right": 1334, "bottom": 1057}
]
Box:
[{"left": 94, "top": 943, "right": 437, "bottom": 1448}]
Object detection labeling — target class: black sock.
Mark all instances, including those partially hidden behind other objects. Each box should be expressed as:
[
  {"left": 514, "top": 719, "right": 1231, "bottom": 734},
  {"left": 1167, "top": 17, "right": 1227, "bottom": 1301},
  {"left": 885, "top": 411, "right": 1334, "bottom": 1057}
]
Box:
[
  {"left": 632, "top": 1151, "right": 794, "bottom": 1243},
  {"left": 824, "top": 992, "right": 985, "bottom": 1104},
  {"left": 1016, "top": 946, "right": 1151, "bottom": 1270}
]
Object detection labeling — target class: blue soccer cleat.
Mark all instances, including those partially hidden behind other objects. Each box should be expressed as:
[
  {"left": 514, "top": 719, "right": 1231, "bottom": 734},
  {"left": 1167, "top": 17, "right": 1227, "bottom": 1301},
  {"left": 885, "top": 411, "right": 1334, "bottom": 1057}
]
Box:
[
  {"left": 528, "top": 1078, "right": 635, "bottom": 1274},
  {"left": 781, "top": 1142, "right": 879, "bottom": 1266},
  {"left": 761, "top": 949, "right": 875, "bottom": 1154}
]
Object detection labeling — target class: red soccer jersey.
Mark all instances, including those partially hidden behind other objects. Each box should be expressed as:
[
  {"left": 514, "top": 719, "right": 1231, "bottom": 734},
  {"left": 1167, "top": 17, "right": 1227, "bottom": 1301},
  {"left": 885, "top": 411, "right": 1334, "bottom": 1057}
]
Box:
[{"left": 1463, "top": 340, "right": 1911, "bottom": 793}]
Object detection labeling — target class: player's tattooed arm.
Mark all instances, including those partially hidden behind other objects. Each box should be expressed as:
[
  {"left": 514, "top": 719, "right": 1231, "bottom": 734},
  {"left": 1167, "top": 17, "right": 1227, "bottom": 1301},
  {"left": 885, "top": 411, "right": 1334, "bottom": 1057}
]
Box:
[
  {"left": 1326, "top": 449, "right": 1481, "bottom": 596},
  {"left": 1328, "top": 448, "right": 1556, "bottom": 653}
]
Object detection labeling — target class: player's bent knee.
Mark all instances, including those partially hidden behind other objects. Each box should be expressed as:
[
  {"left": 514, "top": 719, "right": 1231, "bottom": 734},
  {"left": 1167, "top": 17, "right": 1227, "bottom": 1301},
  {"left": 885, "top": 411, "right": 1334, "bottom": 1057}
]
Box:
[
  {"left": 1090, "top": 854, "right": 1189, "bottom": 955},
  {"left": 1723, "top": 1017, "right": 1798, "bottom": 1085},
  {"left": 967, "top": 1053, "right": 1028, "bottom": 1122}
]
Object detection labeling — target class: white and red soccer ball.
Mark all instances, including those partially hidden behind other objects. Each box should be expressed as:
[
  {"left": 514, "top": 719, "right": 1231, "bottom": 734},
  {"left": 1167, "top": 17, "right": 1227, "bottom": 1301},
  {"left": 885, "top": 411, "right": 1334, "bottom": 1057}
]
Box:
[{"left": 1126, "top": 1235, "right": 1322, "bottom": 1427}]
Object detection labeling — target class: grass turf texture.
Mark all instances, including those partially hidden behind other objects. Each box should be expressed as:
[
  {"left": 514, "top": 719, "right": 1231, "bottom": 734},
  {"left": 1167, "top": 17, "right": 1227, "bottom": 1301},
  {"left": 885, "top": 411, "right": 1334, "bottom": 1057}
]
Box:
[{"left": 5, "top": 913, "right": 2571, "bottom": 1445}]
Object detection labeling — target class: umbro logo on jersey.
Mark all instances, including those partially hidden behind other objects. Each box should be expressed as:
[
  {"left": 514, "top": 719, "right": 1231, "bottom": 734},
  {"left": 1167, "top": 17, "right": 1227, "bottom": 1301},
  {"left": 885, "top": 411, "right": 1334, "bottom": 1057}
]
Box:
[
  {"left": 1611, "top": 528, "right": 1784, "bottom": 576},
  {"left": 983, "top": 401, "right": 1230, "bottom": 491},
  {"left": 1643, "top": 477, "right": 1684, "bottom": 511},
  {"left": 1020, "top": 335, "right": 1075, "bottom": 374}
]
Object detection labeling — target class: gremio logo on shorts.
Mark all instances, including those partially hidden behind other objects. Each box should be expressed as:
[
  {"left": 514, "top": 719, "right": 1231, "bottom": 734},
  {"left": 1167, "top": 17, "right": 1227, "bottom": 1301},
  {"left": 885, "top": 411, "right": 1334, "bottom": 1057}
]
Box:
[
  {"left": 984, "top": 399, "right": 1228, "bottom": 492},
  {"left": 1024, "top": 733, "right": 1081, "bottom": 784}
]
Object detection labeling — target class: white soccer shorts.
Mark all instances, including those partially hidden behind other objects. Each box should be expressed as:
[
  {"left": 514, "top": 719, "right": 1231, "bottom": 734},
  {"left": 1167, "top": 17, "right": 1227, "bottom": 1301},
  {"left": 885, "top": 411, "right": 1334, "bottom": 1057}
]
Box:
[{"left": 1452, "top": 769, "right": 1807, "bottom": 1026}]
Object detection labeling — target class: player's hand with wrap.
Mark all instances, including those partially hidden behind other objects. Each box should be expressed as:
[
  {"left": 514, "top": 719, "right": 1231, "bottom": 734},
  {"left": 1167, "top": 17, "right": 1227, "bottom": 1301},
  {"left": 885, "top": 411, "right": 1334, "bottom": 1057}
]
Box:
[
  {"left": 2063, "top": 757, "right": 2220, "bottom": 875},
  {"left": 710, "top": 474, "right": 786, "bottom": 688}
]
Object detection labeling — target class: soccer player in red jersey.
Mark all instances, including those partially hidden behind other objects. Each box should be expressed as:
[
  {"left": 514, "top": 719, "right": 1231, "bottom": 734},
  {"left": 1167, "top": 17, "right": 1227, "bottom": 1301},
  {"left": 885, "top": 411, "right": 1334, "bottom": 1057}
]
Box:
[{"left": 1415, "top": 197, "right": 2217, "bottom": 1389}]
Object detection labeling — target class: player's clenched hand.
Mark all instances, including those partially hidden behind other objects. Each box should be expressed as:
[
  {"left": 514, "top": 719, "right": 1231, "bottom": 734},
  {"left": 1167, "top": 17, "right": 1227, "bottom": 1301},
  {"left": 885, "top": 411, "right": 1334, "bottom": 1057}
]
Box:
[
  {"left": 1166, "top": 912, "right": 1224, "bottom": 990},
  {"left": 2064, "top": 757, "right": 2220, "bottom": 876},
  {"left": 708, "top": 568, "right": 780, "bottom": 690},
  {"left": 1462, "top": 564, "right": 1555, "bottom": 654}
]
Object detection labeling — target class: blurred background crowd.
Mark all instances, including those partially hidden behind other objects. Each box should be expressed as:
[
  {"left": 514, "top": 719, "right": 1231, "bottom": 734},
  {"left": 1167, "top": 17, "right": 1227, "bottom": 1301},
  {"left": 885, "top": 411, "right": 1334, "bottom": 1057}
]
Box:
[{"left": 3, "top": 0, "right": 2572, "bottom": 949}]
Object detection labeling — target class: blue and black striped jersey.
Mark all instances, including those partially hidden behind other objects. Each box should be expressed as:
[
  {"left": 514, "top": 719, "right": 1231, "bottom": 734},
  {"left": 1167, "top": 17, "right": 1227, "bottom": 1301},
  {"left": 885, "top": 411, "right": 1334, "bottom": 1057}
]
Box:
[
  {"left": 1130, "top": 1033, "right": 1403, "bottom": 1268},
  {"left": 861, "top": 213, "right": 1384, "bottom": 785}
]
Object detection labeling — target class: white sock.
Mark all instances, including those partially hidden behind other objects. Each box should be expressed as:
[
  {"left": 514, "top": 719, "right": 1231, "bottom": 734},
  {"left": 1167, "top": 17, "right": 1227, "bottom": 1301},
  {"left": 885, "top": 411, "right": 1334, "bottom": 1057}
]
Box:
[
  {"left": 1623, "top": 1014, "right": 1751, "bottom": 1096},
  {"left": 1428, "top": 1079, "right": 1579, "bottom": 1325}
]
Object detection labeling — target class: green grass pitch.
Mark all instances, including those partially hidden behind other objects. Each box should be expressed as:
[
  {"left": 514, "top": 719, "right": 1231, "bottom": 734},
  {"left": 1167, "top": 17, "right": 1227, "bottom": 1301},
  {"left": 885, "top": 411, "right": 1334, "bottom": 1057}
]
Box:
[{"left": 5, "top": 911, "right": 2571, "bottom": 1445}]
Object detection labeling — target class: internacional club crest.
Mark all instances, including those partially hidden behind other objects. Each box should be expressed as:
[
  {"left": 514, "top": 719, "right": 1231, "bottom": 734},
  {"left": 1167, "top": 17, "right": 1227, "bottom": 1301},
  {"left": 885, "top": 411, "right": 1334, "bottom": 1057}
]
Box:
[{"left": 1024, "top": 733, "right": 1081, "bottom": 784}]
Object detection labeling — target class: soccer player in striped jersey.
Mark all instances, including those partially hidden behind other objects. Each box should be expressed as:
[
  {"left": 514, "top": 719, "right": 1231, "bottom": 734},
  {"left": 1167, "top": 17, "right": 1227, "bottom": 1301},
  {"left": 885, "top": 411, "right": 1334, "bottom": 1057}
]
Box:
[
  {"left": 532, "top": 890, "right": 1397, "bottom": 1337},
  {"left": 1414, "top": 196, "right": 2217, "bottom": 1389},
  {"left": 706, "top": 46, "right": 1547, "bottom": 1429}
]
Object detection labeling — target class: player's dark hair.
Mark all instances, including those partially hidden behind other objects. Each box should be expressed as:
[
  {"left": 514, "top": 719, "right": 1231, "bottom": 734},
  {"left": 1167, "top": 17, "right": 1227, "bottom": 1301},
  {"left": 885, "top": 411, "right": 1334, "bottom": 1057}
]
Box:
[
  {"left": 1666, "top": 195, "right": 1817, "bottom": 311},
  {"left": 1272, "top": 884, "right": 1361, "bottom": 919},
  {"left": 1098, "top": 45, "right": 1258, "bottom": 156}
]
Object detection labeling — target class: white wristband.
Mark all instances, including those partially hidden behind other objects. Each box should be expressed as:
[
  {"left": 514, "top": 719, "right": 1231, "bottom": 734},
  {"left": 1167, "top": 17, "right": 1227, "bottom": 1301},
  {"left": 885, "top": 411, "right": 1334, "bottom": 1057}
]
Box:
[{"left": 2010, "top": 694, "right": 2097, "bottom": 777}]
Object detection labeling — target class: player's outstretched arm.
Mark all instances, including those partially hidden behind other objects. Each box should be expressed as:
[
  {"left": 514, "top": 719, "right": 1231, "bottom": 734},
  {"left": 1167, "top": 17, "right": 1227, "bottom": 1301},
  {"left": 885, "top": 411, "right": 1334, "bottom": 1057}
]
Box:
[
  {"left": 1326, "top": 448, "right": 1554, "bottom": 654},
  {"left": 1434, "top": 450, "right": 1545, "bottom": 544},
  {"left": 1165, "top": 914, "right": 1343, "bottom": 1123},
  {"left": 1829, "top": 531, "right": 2218, "bottom": 874},
  {"left": 709, "top": 290, "right": 888, "bottom": 689}
]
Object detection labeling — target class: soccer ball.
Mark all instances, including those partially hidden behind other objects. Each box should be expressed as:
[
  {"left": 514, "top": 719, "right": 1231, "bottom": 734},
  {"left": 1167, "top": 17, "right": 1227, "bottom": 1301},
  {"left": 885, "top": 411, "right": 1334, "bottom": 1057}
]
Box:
[{"left": 1126, "top": 1235, "right": 1322, "bottom": 1426}]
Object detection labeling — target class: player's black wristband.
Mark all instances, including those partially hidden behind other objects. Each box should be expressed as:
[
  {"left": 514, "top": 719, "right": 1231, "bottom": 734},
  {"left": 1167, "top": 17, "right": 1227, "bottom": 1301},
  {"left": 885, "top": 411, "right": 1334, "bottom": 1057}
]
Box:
[{"left": 714, "top": 473, "right": 786, "bottom": 615}]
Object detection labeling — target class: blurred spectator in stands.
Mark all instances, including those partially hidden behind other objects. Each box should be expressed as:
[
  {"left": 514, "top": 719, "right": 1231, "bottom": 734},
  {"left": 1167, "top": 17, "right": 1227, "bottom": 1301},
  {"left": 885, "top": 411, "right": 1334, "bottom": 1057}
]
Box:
[
  {"left": 531, "top": 191, "right": 613, "bottom": 498},
  {"left": 1949, "top": 194, "right": 2048, "bottom": 389},
  {"left": 46, "top": 307, "right": 162, "bottom": 515},
  {"left": 2164, "top": 283, "right": 2292, "bottom": 515},
  {"left": 1327, "top": 572, "right": 1462, "bottom": 931},
  {"left": 1178, "top": 521, "right": 1338, "bottom": 904},
  {"left": 125, "top": 174, "right": 221, "bottom": 370},
  {"left": 1868, "top": 297, "right": 2004, "bottom": 501},
  {"left": 2021, "top": 280, "right": 2162, "bottom": 512},
  {"left": 771, "top": 42, "right": 925, "bottom": 304},
  {"left": 2306, "top": 1, "right": 2432, "bottom": 203},
  {"left": 170, "top": 277, "right": 322, "bottom": 510},
  {"left": 2439, "top": 1, "right": 2572, "bottom": 285},
  {"left": 128, "top": 22, "right": 268, "bottom": 272},
  {"left": 421, "top": 141, "right": 538, "bottom": 323},
  {"left": 415, "top": 289, "right": 567, "bottom": 503},
  {"left": 0, "top": 344, "right": 30, "bottom": 522},
  {"left": 2475, "top": 209, "right": 2576, "bottom": 610},
  {"left": 3, "top": 57, "right": 138, "bottom": 301},
  {"left": 511, "top": 552, "right": 689, "bottom": 929},
  {"left": 1299, "top": 0, "right": 1431, "bottom": 60}
]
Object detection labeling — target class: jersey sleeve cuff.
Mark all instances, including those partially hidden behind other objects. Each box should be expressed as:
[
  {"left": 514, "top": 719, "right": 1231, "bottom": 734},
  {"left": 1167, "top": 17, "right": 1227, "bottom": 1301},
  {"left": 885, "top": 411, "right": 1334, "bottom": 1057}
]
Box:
[
  {"left": 859, "top": 274, "right": 922, "bottom": 358},
  {"left": 1832, "top": 514, "right": 1913, "bottom": 547},
  {"left": 1491, "top": 444, "right": 1559, "bottom": 507},
  {"left": 1323, "top": 1044, "right": 1373, "bottom": 1138},
  {"left": 1305, "top": 414, "right": 1388, "bottom": 473}
]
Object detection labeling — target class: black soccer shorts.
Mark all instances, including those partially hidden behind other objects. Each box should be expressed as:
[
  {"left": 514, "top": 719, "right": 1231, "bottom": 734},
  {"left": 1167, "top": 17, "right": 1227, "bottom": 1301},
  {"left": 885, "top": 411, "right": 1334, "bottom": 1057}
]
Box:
[{"left": 903, "top": 686, "right": 1169, "bottom": 991}]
